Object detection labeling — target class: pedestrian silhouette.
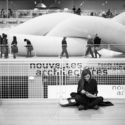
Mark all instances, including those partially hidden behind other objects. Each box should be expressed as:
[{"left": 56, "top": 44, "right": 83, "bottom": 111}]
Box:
[
  {"left": 60, "top": 37, "right": 69, "bottom": 58},
  {"left": 85, "top": 35, "right": 94, "bottom": 58},
  {"left": 94, "top": 34, "right": 101, "bottom": 58}
]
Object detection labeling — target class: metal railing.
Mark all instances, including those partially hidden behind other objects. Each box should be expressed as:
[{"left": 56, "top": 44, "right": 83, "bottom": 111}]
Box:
[
  {"left": 0, "top": 59, "right": 125, "bottom": 99},
  {"left": 0, "top": 9, "right": 123, "bottom": 19},
  {"left": 0, "top": 44, "right": 124, "bottom": 59},
  {"left": 0, "top": 9, "right": 123, "bottom": 27}
]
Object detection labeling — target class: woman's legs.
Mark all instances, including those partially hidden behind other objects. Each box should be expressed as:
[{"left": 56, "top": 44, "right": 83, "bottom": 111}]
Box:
[
  {"left": 88, "top": 97, "right": 103, "bottom": 108},
  {"left": 74, "top": 94, "right": 89, "bottom": 110}
]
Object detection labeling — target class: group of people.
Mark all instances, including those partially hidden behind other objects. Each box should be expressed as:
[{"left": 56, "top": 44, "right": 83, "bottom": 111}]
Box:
[
  {"left": 0, "top": 8, "right": 13, "bottom": 18},
  {"left": 60, "top": 34, "right": 102, "bottom": 59},
  {"left": 72, "top": 5, "right": 114, "bottom": 18},
  {"left": 0, "top": 33, "right": 9, "bottom": 58},
  {"left": 0, "top": 33, "right": 33, "bottom": 59},
  {"left": 0, "top": 34, "right": 101, "bottom": 59},
  {"left": 85, "top": 34, "right": 101, "bottom": 58},
  {"left": 72, "top": 6, "right": 82, "bottom": 15},
  {"left": 101, "top": 9, "right": 113, "bottom": 18}
]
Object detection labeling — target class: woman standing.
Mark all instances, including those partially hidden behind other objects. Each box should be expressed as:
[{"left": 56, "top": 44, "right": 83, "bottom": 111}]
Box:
[{"left": 11, "top": 36, "right": 18, "bottom": 58}]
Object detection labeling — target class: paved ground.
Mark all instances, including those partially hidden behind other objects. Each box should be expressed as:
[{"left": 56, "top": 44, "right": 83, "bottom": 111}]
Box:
[{"left": 0, "top": 99, "right": 125, "bottom": 125}]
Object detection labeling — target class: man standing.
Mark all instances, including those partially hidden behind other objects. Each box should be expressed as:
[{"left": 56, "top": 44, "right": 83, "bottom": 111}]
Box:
[
  {"left": 94, "top": 34, "right": 101, "bottom": 58},
  {"left": 2, "top": 34, "right": 9, "bottom": 58},
  {"left": 60, "top": 37, "right": 69, "bottom": 58},
  {"left": 85, "top": 35, "right": 94, "bottom": 58},
  {"left": 0, "top": 35, "right": 2, "bottom": 58},
  {"left": 24, "top": 39, "right": 33, "bottom": 57}
]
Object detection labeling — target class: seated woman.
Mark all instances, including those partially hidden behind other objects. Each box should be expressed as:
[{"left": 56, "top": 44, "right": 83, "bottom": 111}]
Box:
[
  {"left": 60, "top": 69, "right": 113, "bottom": 110},
  {"left": 73, "top": 68, "right": 103, "bottom": 110}
]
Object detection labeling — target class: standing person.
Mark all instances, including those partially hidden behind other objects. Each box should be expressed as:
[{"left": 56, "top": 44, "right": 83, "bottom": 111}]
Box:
[
  {"left": 8, "top": 8, "right": 13, "bottom": 18},
  {"left": 60, "top": 37, "right": 69, "bottom": 58},
  {"left": 76, "top": 8, "right": 81, "bottom": 15},
  {"left": 0, "top": 34, "right": 5, "bottom": 58},
  {"left": 1, "top": 9, "right": 5, "bottom": 18},
  {"left": 106, "top": 9, "right": 113, "bottom": 18},
  {"left": 73, "top": 69, "right": 103, "bottom": 110},
  {"left": 24, "top": 39, "right": 33, "bottom": 57},
  {"left": 2, "top": 34, "right": 9, "bottom": 58},
  {"left": 0, "top": 35, "right": 2, "bottom": 58},
  {"left": 94, "top": 34, "right": 101, "bottom": 58},
  {"left": 85, "top": 35, "right": 94, "bottom": 58},
  {"left": 11, "top": 36, "right": 18, "bottom": 58},
  {"left": 72, "top": 5, "right": 76, "bottom": 14}
]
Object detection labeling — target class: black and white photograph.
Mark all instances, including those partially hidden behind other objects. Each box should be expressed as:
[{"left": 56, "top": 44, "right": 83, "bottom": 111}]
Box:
[{"left": 0, "top": 0, "right": 125, "bottom": 125}]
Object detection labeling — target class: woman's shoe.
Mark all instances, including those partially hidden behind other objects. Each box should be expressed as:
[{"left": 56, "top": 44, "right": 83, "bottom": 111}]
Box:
[
  {"left": 93, "top": 105, "right": 99, "bottom": 110},
  {"left": 78, "top": 105, "right": 86, "bottom": 110}
]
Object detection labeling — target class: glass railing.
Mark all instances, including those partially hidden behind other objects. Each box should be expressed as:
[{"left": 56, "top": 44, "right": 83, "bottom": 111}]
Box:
[{"left": 0, "top": 44, "right": 124, "bottom": 59}]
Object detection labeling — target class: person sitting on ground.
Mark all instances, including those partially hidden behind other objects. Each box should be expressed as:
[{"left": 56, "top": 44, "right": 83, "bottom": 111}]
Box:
[
  {"left": 73, "top": 69, "right": 103, "bottom": 110},
  {"left": 60, "top": 69, "right": 114, "bottom": 110}
]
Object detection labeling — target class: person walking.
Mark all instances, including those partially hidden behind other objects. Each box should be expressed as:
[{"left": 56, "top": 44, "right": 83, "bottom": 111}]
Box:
[
  {"left": 60, "top": 37, "right": 69, "bottom": 58},
  {"left": 0, "top": 35, "right": 3, "bottom": 58},
  {"left": 85, "top": 35, "right": 94, "bottom": 58},
  {"left": 94, "top": 34, "right": 101, "bottom": 58}
]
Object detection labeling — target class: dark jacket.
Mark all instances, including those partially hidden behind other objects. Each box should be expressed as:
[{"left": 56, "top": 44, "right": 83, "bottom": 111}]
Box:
[
  {"left": 62, "top": 39, "right": 67, "bottom": 48},
  {"left": 77, "top": 79, "right": 98, "bottom": 95},
  {"left": 77, "top": 69, "right": 98, "bottom": 95},
  {"left": 94, "top": 36, "right": 101, "bottom": 47}
]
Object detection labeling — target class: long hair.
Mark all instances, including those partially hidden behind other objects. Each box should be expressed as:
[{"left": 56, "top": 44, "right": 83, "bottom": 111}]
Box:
[
  {"left": 77, "top": 68, "right": 92, "bottom": 93},
  {"left": 80, "top": 68, "right": 91, "bottom": 87},
  {"left": 81, "top": 68, "right": 91, "bottom": 80}
]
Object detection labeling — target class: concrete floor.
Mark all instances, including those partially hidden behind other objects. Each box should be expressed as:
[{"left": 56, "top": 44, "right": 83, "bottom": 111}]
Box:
[{"left": 0, "top": 99, "right": 125, "bottom": 125}]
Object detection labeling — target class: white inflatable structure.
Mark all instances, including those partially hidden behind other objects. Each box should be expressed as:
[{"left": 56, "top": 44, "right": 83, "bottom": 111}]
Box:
[
  {"left": 1, "top": 12, "right": 125, "bottom": 56},
  {"left": 112, "top": 12, "right": 125, "bottom": 25},
  {"left": 47, "top": 15, "right": 125, "bottom": 53},
  {"left": 8, "top": 12, "right": 78, "bottom": 36}
]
